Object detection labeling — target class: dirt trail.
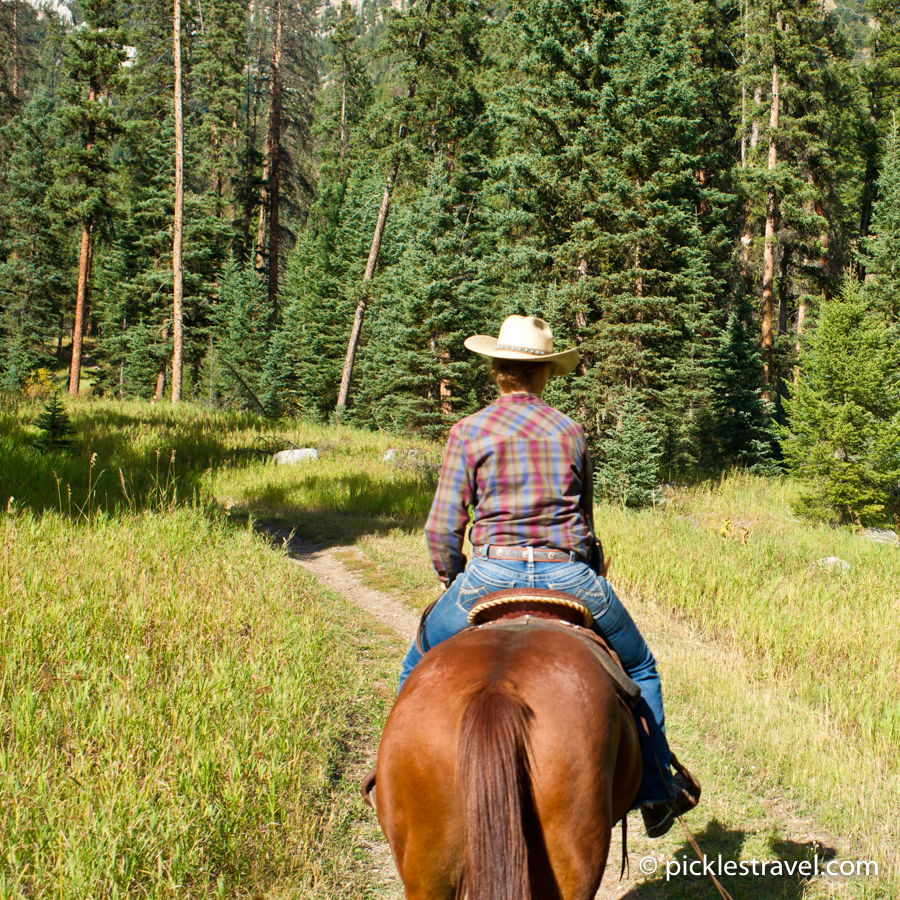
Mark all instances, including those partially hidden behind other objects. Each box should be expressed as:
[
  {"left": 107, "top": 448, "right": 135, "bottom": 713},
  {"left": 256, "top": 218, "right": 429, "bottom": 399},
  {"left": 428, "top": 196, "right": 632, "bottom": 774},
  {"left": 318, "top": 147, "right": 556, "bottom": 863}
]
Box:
[{"left": 274, "top": 531, "right": 851, "bottom": 900}]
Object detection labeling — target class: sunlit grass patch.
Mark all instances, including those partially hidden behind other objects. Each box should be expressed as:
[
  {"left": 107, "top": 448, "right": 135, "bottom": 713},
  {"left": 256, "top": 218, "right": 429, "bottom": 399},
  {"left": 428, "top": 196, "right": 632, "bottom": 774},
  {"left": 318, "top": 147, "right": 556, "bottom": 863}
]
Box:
[
  {"left": 0, "top": 506, "right": 390, "bottom": 898},
  {"left": 597, "top": 472, "right": 900, "bottom": 757}
]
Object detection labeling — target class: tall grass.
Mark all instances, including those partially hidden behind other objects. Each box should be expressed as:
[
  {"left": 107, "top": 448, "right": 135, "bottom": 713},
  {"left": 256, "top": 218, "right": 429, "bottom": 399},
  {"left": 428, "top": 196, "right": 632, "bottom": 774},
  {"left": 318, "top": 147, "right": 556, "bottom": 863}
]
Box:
[
  {"left": 0, "top": 507, "right": 385, "bottom": 898},
  {"left": 596, "top": 473, "right": 900, "bottom": 756},
  {"left": 0, "top": 398, "right": 415, "bottom": 898}
]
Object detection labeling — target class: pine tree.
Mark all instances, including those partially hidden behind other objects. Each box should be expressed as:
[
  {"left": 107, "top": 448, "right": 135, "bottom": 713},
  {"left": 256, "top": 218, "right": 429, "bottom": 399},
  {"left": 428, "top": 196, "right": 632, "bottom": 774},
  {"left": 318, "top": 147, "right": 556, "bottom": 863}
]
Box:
[
  {"left": 210, "top": 258, "right": 270, "bottom": 411},
  {"left": 779, "top": 279, "right": 900, "bottom": 523},
  {"left": 595, "top": 395, "right": 663, "bottom": 509},
  {"left": 860, "top": 117, "right": 900, "bottom": 321},
  {"left": 707, "top": 296, "right": 779, "bottom": 472},
  {"left": 49, "top": 0, "right": 126, "bottom": 396},
  {"left": 486, "top": 0, "right": 726, "bottom": 469},
  {"left": 737, "top": 0, "right": 849, "bottom": 390},
  {"left": 351, "top": 163, "right": 492, "bottom": 435},
  {"left": 335, "top": 0, "right": 488, "bottom": 411},
  {"left": 33, "top": 393, "right": 75, "bottom": 451},
  {"left": 0, "top": 93, "right": 71, "bottom": 389}
]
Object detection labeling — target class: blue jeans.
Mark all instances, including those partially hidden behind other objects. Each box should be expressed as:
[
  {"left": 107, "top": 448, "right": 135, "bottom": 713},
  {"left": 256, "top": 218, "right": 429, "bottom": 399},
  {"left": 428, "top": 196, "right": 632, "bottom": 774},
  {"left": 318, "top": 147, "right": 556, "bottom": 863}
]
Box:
[{"left": 399, "top": 554, "right": 673, "bottom": 805}]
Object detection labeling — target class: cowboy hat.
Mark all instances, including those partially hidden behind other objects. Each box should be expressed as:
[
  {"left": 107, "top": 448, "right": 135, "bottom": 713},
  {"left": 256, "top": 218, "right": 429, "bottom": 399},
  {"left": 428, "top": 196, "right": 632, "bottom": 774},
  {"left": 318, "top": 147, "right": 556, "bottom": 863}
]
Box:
[{"left": 464, "top": 315, "right": 579, "bottom": 376}]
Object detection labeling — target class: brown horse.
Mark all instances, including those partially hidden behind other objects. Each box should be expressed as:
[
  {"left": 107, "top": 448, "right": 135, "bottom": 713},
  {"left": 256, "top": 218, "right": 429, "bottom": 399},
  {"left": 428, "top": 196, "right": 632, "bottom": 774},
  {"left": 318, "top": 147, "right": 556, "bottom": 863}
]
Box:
[{"left": 372, "top": 621, "right": 641, "bottom": 900}]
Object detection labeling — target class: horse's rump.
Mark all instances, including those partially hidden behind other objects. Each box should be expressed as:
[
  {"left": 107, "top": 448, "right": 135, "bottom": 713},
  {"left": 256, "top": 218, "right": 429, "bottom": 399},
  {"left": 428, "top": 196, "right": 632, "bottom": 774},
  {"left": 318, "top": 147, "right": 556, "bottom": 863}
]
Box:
[{"left": 375, "top": 624, "right": 641, "bottom": 900}]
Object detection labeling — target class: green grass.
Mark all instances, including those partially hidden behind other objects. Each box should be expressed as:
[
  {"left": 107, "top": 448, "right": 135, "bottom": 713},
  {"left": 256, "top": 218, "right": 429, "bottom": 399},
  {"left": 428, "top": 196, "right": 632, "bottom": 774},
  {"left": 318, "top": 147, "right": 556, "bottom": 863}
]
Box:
[
  {"left": 596, "top": 473, "right": 900, "bottom": 756},
  {"left": 4, "top": 398, "right": 900, "bottom": 898},
  {"left": 0, "top": 398, "right": 410, "bottom": 898}
]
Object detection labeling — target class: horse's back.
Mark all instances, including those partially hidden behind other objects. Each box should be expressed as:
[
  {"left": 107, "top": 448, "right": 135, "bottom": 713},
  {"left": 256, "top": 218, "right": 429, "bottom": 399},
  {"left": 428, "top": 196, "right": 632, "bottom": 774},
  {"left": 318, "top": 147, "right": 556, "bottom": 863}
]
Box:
[{"left": 375, "top": 624, "right": 640, "bottom": 900}]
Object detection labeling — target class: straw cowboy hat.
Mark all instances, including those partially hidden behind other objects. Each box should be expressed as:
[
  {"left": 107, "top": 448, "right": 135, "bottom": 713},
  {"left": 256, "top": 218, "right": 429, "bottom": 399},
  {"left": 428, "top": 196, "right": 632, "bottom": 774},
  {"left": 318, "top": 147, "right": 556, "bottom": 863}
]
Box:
[{"left": 464, "top": 315, "right": 580, "bottom": 376}]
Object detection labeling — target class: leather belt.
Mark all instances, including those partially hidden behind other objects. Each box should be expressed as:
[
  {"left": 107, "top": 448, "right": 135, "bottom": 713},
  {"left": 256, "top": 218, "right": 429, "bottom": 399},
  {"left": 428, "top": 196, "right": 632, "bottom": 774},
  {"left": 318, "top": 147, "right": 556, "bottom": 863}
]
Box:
[{"left": 475, "top": 545, "right": 574, "bottom": 563}]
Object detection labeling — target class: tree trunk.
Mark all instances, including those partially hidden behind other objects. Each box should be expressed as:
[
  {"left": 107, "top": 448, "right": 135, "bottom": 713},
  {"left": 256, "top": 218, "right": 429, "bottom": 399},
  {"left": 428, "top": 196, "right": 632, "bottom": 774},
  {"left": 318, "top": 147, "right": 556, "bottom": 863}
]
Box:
[
  {"left": 761, "top": 57, "right": 779, "bottom": 392},
  {"left": 778, "top": 242, "right": 790, "bottom": 334},
  {"left": 154, "top": 324, "right": 170, "bottom": 402},
  {"left": 340, "top": 59, "right": 347, "bottom": 162},
  {"left": 256, "top": 0, "right": 283, "bottom": 321},
  {"left": 12, "top": 0, "right": 19, "bottom": 100},
  {"left": 750, "top": 85, "right": 762, "bottom": 151},
  {"left": 335, "top": 0, "right": 434, "bottom": 412},
  {"left": 336, "top": 162, "right": 398, "bottom": 409},
  {"left": 68, "top": 222, "right": 94, "bottom": 396},
  {"left": 172, "top": 0, "right": 185, "bottom": 403}
]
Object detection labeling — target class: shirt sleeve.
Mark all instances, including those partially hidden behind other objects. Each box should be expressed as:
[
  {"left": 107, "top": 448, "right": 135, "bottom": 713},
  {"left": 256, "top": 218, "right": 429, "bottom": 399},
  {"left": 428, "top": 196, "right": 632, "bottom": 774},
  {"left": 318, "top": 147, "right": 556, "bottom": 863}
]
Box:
[{"left": 425, "top": 427, "right": 475, "bottom": 586}]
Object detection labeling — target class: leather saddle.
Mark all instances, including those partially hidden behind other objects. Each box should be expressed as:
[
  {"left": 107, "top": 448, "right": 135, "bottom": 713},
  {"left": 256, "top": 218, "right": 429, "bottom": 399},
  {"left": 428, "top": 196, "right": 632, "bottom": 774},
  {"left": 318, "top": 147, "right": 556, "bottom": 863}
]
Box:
[{"left": 419, "top": 588, "right": 641, "bottom": 708}]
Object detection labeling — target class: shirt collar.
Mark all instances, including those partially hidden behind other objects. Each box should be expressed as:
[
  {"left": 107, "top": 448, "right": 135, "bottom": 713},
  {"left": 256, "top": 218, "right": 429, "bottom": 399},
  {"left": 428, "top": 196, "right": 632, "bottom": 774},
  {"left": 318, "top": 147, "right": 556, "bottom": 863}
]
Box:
[{"left": 493, "top": 393, "right": 547, "bottom": 406}]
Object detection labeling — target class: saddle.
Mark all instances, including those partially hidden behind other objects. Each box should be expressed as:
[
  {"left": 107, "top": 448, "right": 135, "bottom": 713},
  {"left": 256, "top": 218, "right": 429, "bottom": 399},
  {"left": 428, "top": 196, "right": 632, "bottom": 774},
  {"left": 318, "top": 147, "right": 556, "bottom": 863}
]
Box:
[{"left": 416, "top": 588, "right": 641, "bottom": 708}]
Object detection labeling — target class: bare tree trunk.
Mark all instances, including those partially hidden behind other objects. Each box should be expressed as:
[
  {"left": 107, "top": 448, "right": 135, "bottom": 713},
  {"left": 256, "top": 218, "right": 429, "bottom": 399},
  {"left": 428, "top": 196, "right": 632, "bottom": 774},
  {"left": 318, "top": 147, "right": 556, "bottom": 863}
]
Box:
[
  {"left": 336, "top": 162, "right": 398, "bottom": 410},
  {"left": 256, "top": 0, "right": 283, "bottom": 320},
  {"left": 741, "top": 81, "right": 747, "bottom": 168},
  {"left": 740, "top": 83, "right": 762, "bottom": 285},
  {"left": 761, "top": 58, "right": 780, "bottom": 393},
  {"left": 340, "top": 61, "right": 347, "bottom": 162},
  {"left": 68, "top": 222, "right": 94, "bottom": 396},
  {"left": 172, "top": 0, "right": 185, "bottom": 403},
  {"left": 242, "top": 21, "right": 266, "bottom": 260},
  {"left": 12, "top": 0, "right": 19, "bottom": 101},
  {"left": 154, "top": 324, "right": 170, "bottom": 402},
  {"left": 750, "top": 85, "right": 762, "bottom": 151},
  {"left": 335, "top": 0, "right": 434, "bottom": 412}
]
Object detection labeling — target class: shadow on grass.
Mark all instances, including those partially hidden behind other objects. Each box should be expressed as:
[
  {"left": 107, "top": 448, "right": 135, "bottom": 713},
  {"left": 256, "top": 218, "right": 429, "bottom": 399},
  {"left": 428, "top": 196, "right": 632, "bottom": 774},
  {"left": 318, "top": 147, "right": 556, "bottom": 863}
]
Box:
[
  {"left": 622, "top": 818, "right": 842, "bottom": 899},
  {"left": 243, "top": 470, "right": 433, "bottom": 550},
  {"left": 0, "top": 404, "right": 275, "bottom": 517}
]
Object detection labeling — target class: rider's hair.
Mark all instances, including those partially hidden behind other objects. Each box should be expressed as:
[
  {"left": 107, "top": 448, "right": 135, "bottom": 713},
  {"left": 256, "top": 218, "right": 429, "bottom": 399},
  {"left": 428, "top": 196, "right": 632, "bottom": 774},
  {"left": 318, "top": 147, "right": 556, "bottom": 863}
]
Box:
[{"left": 490, "top": 359, "right": 550, "bottom": 394}]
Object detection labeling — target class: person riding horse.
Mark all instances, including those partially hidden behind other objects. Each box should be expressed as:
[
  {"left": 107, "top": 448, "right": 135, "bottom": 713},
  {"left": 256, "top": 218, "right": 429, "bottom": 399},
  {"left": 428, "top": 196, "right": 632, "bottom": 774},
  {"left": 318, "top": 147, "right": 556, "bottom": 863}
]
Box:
[{"left": 399, "top": 314, "right": 700, "bottom": 838}]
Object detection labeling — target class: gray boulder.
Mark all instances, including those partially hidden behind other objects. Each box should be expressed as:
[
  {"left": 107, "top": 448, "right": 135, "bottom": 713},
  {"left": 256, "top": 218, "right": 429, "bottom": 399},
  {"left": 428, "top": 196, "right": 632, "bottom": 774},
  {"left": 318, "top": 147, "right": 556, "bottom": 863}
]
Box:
[
  {"left": 861, "top": 528, "right": 899, "bottom": 546},
  {"left": 272, "top": 448, "right": 319, "bottom": 464},
  {"left": 816, "top": 557, "right": 850, "bottom": 572}
]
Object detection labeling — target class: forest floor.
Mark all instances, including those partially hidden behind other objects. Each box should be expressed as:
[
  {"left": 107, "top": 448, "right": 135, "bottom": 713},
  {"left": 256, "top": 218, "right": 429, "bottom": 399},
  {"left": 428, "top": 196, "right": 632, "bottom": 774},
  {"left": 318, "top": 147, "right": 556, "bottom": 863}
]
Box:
[{"left": 268, "top": 528, "right": 878, "bottom": 900}]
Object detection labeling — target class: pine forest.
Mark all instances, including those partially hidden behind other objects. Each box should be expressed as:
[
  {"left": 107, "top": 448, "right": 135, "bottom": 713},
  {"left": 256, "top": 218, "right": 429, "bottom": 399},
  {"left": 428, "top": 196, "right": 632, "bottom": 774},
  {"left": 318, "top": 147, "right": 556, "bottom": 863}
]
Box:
[{"left": 2, "top": 0, "right": 900, "bottom": 523}]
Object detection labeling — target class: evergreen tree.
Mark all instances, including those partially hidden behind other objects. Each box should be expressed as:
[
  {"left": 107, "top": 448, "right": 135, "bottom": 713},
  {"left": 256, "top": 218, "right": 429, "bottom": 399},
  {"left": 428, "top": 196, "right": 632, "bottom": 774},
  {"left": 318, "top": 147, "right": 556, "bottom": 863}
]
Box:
[
  {"left": 707, "top": 296, "right": 780, "bottom": 473},
  {"left": 779, "top": 279, "right": 900, "bottom": 523},
  {"left": 335, "top": 0, "right": 489, "bottom": 411},
  {"left": 49, "top": 0, "right": 126, "bottom": 395},
  {"left": 860, "top": 117, "right": 900, "bottom": 321},
  {"left": 486, "top": 0, "right": 726, "bottom": 469},
  {"left": 352, "top": 162, "right": 492, "bottom": 435},
  {"left": 0, "top": 93, "right": 71, "bottom": 389},
  {"left": 595, "top": 395, "right": 663, "bottom": 509},
  {"left": 737, "top": 0, "right": 850, "bottom": 390},
  {"left": 209, "top": 258, "right": 270, "bottom": 411},
  {"left": 33, "top": 393, "right": 75, "bottom": 451}
]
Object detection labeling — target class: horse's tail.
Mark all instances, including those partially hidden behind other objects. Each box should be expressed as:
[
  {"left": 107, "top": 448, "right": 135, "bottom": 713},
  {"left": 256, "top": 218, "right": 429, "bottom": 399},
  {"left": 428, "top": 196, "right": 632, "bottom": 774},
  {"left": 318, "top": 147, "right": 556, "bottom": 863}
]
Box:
[{"left": 458, "top": 680, "right": 531, "bottom": 900}]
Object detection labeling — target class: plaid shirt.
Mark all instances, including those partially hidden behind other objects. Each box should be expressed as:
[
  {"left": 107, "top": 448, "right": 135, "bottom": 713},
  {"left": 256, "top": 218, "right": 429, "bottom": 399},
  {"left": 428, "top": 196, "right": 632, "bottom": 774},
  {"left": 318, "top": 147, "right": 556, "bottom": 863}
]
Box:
[{"left": 425, "top": 393, "right": 596, "bottom": 586}]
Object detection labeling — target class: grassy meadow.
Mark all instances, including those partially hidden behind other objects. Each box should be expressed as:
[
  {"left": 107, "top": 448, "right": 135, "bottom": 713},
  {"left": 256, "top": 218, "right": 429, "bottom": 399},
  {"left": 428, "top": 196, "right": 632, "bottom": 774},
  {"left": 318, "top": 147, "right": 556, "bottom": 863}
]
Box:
[
  {"left": 0, "top": 397, "right": 410, "bottom": 899},
  {"left": 3, "top": 395, "right": 900, "bottom": 898}
]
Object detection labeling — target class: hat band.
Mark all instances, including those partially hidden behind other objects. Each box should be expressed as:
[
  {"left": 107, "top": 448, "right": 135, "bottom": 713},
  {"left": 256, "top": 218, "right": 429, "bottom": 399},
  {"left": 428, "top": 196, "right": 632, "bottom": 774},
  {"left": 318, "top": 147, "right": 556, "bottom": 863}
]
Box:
[{"left": 494, "top": 344, "right": 549, "bottom": 356}]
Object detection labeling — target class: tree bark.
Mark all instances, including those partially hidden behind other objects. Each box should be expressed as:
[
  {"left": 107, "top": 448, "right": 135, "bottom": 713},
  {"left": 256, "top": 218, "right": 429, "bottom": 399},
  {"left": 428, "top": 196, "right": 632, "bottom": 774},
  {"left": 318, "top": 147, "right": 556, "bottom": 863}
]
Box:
[
  {"left": 171, "top": 0, "right": 185, "bottom": 403},
  {"left": 154, "top": 324, "right": 170, "bottom": 402},
  {"left": 761, "top": 57, "right": 779, "bottom": 392},
  {"left": 256, "top": 0, "right": 283, "bottom": 321},
  {"left": 68, "top": 222, "right": 94, "bottom": 396}
]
